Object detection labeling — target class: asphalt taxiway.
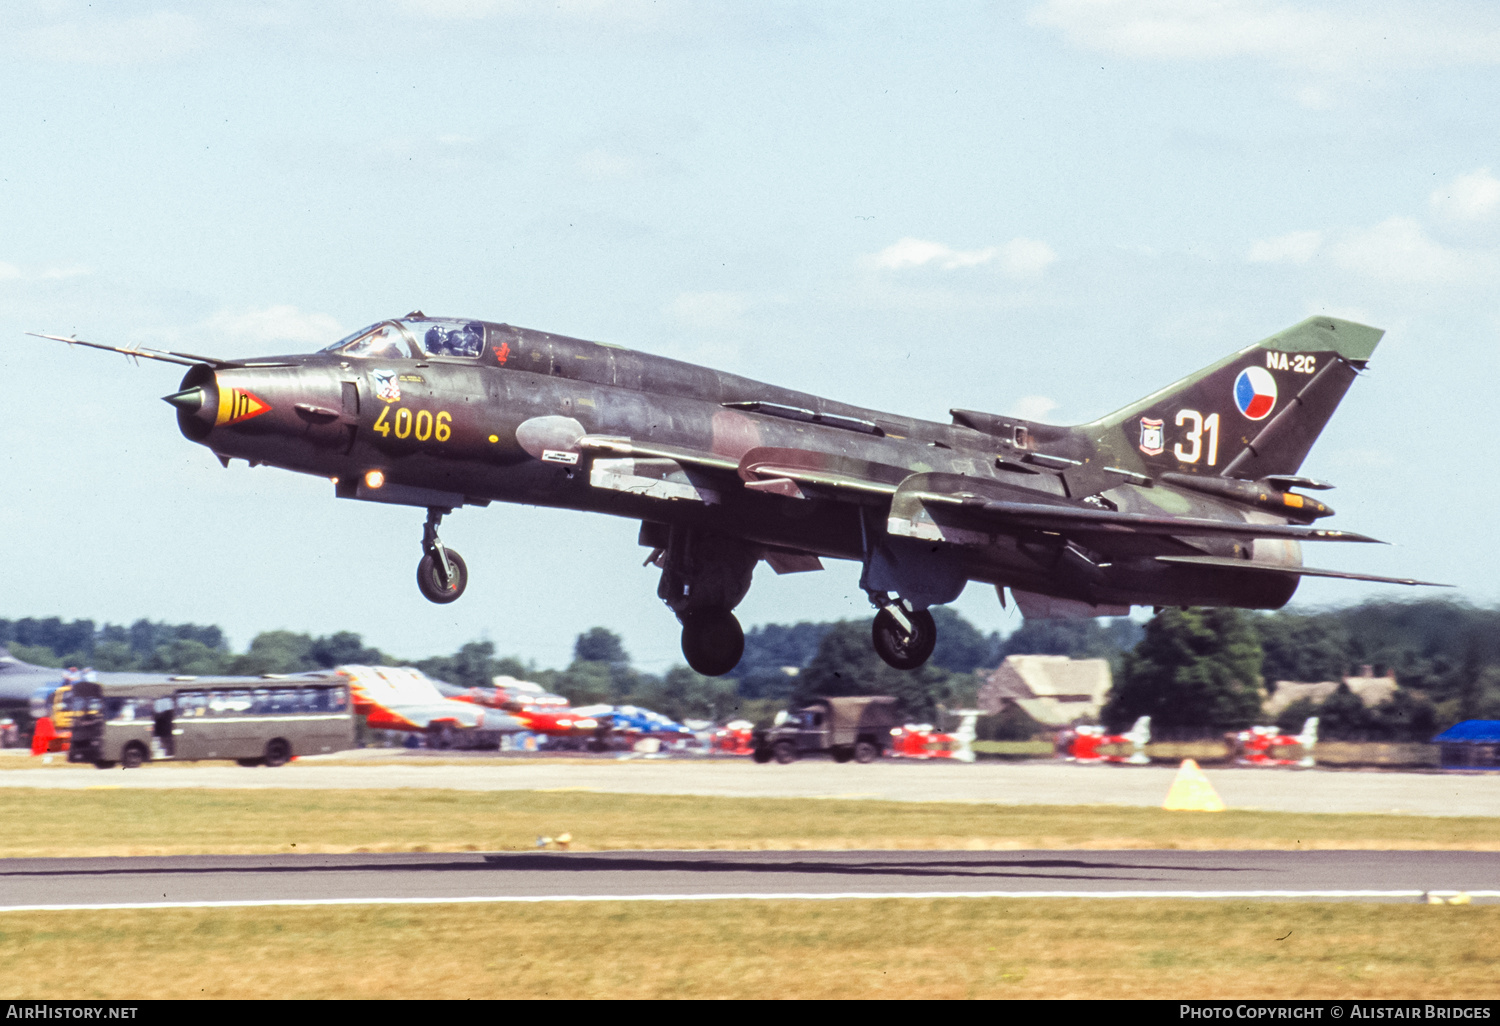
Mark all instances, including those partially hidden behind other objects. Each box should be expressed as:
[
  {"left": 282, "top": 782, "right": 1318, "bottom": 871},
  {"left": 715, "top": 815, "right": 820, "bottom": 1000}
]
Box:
[
  {"left": 3, "top": 753, "right": 1500, "bottom": 817},
  {"left": 2, "top": 850, "right": 1497, "bottom": 910}
]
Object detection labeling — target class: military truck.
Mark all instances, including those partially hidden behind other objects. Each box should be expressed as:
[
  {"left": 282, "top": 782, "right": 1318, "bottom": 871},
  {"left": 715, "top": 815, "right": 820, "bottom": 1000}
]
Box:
[{"left": 752, "top": 696, "right": 901, "bottom": 764}]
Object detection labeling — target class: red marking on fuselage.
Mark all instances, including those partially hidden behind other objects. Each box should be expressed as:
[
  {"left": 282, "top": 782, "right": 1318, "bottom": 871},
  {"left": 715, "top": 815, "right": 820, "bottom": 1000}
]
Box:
[{"left": 494, "top": 342, "right": 511, "bottom": 365}]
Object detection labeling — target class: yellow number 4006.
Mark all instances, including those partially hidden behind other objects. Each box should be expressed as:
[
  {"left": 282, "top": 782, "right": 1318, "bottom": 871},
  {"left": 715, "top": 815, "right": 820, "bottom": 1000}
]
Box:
[{"left": 373, "top": 406, "right": 452, "bottom": 443}]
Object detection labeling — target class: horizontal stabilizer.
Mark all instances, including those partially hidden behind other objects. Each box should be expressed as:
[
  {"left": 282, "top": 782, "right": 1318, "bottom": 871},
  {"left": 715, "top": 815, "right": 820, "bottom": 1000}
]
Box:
[
  {"left": 916, "top": 493, "right": 1383, "bottom": 544},
  {"left": 1155, "top": 554, "right": 1449, "bottom": 587}
]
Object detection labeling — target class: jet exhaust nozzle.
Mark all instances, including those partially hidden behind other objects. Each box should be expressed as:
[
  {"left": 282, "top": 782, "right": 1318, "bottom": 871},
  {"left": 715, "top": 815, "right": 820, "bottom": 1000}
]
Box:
[{"left": 163, "top": 387, "right": 204, "bottom": 413}]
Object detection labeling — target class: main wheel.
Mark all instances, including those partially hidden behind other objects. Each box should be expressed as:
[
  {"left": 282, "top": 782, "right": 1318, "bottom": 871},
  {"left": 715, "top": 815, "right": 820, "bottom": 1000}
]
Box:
[
  {"left": 417, "top": 549, "right": 468, "bottom": 604},
  {"left": 92, "top": 760, "right": 117, "bottom": 770},
  {"left": 854, "top": 740, "right": 880, "bottom": 764},
  {"left": 752, "top": 747, "right": 773, "bottom": 764},
  {"left": 235, "top": 758, "right": 263, "bottom": 767},
  {"left": 871, "top": 606, "right": 937, "bottom": 670},
  {"left": 264, "top": 738, "right": 291, "bottom": 768},
  {"left": 831, "top": 747, "right": 853, "bottom": 764},
  {"left": 680, "top": 608, "right": 745, "bottom": 677},
  {"left": 121, "top": 744, "right": 147, "bottom": 769},
  {"left": 773, "top": 740, "right": 798, "bottom": 764}
]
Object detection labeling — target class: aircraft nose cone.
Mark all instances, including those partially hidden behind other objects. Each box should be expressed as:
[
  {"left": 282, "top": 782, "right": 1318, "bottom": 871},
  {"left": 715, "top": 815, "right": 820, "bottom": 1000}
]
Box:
[{"left": 162, "top": 387, "right": 204, "bottom": 413}]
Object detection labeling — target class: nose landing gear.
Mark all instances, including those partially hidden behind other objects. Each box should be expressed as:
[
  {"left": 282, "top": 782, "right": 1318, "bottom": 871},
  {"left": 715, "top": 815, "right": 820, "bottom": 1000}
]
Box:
[
  {"left": 416, "top": 506, "right": 468, "bottom": 604},
  {"left": 869, "top": 592, "right": 936, "bottom": 670}
]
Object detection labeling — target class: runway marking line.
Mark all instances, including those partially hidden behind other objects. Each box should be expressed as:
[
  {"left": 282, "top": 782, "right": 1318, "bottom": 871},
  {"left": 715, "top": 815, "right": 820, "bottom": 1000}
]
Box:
[{"left": 3, "top": 890, "right": 1499, "bottom": 912}]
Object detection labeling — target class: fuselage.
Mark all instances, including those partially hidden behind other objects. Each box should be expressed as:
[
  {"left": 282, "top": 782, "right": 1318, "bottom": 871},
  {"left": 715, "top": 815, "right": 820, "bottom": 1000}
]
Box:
[{"left": 169, "top": 315, "right": 1307, "bottom": 611}]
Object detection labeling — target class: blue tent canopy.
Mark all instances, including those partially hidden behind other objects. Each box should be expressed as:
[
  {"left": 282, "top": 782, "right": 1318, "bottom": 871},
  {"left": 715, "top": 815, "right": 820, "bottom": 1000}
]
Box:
[{"left": 1433, "top": 720, "right": 1500, "bottom": 744}]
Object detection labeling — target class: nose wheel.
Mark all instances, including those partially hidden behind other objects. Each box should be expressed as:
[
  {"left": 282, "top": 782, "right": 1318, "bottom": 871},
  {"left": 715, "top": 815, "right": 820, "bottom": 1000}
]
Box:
[
  {"left": 416, "top": 506, "right": 468, "bottom": 604},
  {"left": 870, "top": 595, "right": 936, "bottom": 670}
]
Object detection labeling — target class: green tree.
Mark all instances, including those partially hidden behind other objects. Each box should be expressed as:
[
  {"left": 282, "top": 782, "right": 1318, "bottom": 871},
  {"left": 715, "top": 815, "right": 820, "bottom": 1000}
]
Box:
[
  {"left": 928, "top": 606, "right": 998, "bottom": 673},
  {"left": 229, "top": 631, "right": 314, "bottom": 675},
  {"left": 574, "top": 627, "right": 628, "bottom": 665},
  {"left": 792, "top": 620, "right": 969, "bottom": 721},
  {"left": 627, "top": 666, "right": 740, "bottom": 722},
  {"left": 999, "top": 617, "right": 1142, "bottom": 660},
  {"left": 537, "top": 661, "right": 615, "bottom": 706},
  {"left": 1103, "top": 608, "right": 1264, "bottom": 732},
  {"left": 308, "top": 631, "right": 385, "bottom": 669},
  {"left": 145, "top": 639, "right": 233, "bottom": 676},
  {"left": 1254, "top": 611, "right": 1349, "bottom": 683}
]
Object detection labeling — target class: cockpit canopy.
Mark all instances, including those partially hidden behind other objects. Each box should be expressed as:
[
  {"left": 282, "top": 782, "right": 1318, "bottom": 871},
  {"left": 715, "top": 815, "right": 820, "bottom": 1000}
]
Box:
[{"left": 323, "top": 314, "right": 486, "bottom": 360}]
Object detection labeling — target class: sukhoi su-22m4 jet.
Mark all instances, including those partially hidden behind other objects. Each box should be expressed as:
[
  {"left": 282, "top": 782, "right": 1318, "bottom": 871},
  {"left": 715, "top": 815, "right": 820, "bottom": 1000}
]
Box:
[{"left": 37, "top": 313, "right": 1442, "bottom": 676}]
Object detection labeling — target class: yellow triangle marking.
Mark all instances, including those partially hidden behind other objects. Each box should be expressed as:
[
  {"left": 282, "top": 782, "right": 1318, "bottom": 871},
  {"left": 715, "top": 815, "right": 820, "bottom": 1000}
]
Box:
[{"left": 1163, "top": 758, "right": 1225, "bottom": 812}]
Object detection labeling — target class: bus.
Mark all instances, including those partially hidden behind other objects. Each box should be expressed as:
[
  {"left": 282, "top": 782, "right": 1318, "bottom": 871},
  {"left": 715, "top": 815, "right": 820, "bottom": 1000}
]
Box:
[{"left": 64, "top": 673, "right": 354, "bottom": 769}]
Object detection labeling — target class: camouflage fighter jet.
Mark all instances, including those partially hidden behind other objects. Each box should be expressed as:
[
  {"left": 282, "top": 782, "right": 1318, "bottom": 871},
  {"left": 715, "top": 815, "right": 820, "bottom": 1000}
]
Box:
[{"left": 36, "top": 313, "right": 1441, "bottom": 676}]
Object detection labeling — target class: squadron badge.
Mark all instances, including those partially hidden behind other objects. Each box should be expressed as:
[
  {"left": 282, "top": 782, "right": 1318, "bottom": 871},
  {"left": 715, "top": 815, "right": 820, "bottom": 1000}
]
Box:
[
  {"left": 373, "top": 369, "right": 401, "bottom": 404},
  {"left": 1138, "top": 417, "right": 1164, "bottom": 456}
]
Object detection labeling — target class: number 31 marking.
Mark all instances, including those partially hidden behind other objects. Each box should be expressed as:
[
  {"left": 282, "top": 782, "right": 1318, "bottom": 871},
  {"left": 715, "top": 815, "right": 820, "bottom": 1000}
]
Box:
[{"left": 1174, "top": 409, "right": 1219, "bottom": 466}]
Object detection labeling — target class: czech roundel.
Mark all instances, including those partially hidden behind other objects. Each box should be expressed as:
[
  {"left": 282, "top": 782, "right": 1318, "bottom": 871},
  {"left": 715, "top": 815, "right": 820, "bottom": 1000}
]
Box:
[{"left": 1233, "top": 366, "right": 1278, "bottom": 421}]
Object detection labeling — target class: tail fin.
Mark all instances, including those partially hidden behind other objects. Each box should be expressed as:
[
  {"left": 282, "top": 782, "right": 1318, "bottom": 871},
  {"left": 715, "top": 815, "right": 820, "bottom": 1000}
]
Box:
[{"left": 1087, "top": 317, "right": 1384, "bottom": 481}]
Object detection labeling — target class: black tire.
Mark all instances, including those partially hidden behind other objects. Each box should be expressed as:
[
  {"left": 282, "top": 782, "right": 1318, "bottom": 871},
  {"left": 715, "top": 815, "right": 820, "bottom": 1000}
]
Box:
[
  {"left": 428, "top": 724, "right": 457, "bottom": 750},
  {"left": 680, "top": 608, "right": 745, "bottom": 677},
  {"left": 773, "top": 740, "right": 798, "bottom": 765},
  {"left": 416, "top": 549, "right": 468, "bottom": 604},
  {"left": 831, "top": 747, "right": 853, "bottom": 764},
  {"left": 854, "top": 740, "right": 880, "bottom": 764},
  {"left": 752, "top": 747, "right": 773, "bottom": 764},
  {"left": 871, "top": 606, "right": 937, "bottom": 670},
  {"left": 121, "top": 744, "right": 147, "bottom": 769},
  {"left": 235, "top": 758, "right": 263, "bottom": 767},
  {"left": 264, "top": 738, "right": 291, "bottom": 768},
  {"left": 92, "top": 760, "right": 117, "bottom": 770}
]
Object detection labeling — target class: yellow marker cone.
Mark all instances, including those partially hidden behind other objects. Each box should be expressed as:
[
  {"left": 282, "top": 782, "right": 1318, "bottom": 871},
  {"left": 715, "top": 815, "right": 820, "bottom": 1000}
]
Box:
[{"left": 1163, "top": 758, "right": 1225, "bottom": 812}]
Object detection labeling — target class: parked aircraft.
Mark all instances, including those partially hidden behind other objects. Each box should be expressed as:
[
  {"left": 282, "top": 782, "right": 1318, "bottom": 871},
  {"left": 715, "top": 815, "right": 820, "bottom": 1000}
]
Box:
[
  {"left": 40, "top": 313, "right": 1443, "bottom": 677},
  {"left": 336, "top": 664, "right": 523, "bottom": 744},
  {"left": 441, "top": 676, "right": 600, "bottom": 736}
]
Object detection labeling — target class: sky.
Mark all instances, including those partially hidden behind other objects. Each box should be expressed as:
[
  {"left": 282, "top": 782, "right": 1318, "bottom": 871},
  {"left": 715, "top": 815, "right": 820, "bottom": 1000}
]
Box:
[{"left": 3, "top": 0, "right": 1499, "bottom": 672}]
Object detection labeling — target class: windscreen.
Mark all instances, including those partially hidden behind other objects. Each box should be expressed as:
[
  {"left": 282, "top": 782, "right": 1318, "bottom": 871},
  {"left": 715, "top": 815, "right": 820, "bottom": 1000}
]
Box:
[{"left": 323, "top": 317, "right": 485, "bottom": 359}]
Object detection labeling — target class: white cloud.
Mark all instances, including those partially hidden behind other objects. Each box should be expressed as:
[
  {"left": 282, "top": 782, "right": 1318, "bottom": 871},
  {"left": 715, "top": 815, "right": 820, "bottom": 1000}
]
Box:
[
  {"left": 1009, "top": 395, "right": 1061, "bottom": 422},
  {"left": 872, "top": 237, "right": 996, "bottom": 271},
  {"left": 1029, "top": 0, "right": 1500, "bottom": 72},
  {"left": 871, "top": 236, "right": 1059, "bottom": 277},
  {"left": 1431, "top": 169, "right": 1500, "bottom": 223},
  {"left": 1325, "top": 216, "right": 1496, "bottom": 285},
  {"left": 200, "top": 306, "right": 346, "bottom": 347},
  {"left": 998, "top": 237, "right": 1059, "bottom": 277},
  {"left": 23, "top": 11, "right": 201, "bottom": 65},
  {"left": 666, "top": 291, "right": 750, "bottom": 330},
  {"left": 1247, "top": 230, "right": 1323, "bottom": 264},
  {"left": 0, "top": 263, "right": 21, "bottom": 281}
]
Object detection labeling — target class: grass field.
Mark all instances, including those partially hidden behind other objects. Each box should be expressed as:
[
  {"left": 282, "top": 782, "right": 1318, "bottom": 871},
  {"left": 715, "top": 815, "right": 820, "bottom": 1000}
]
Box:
[
  {"left": 4, "top": 788, "right": 1500, "bottom": 856},
  {"left": 2, "top": 899, "right": 1496, "bottom": 999}
]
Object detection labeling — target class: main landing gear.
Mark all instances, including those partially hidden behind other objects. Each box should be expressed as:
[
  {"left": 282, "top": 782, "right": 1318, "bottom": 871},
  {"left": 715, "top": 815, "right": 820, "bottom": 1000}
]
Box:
[
  {"left": 680, "top": 608, "right": 745, "bottom": 678},
  {"left": 416, "top": 506, "right": 468, "bottom": 604},
  {"left": 869, "top": 592, "right": 937, "bottom": 671},
  {"left": 649, "top": 525, "right": 755, "bottom": 677}
]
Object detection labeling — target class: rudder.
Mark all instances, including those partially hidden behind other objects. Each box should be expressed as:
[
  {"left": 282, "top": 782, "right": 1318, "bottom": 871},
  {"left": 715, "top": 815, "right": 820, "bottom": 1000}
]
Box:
[{"left": 1086, "top": 316, "right": 1384, "bottom": 481}]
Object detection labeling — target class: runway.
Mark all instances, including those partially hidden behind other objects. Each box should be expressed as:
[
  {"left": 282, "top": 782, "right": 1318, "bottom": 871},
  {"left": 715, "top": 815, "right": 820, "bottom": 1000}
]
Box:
[
  {"left": 3, "top": 849, "right": 1497, "bottom": 910},
  {"left": 5, "top": 753, "right": 1500, "bottom": 817}
]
